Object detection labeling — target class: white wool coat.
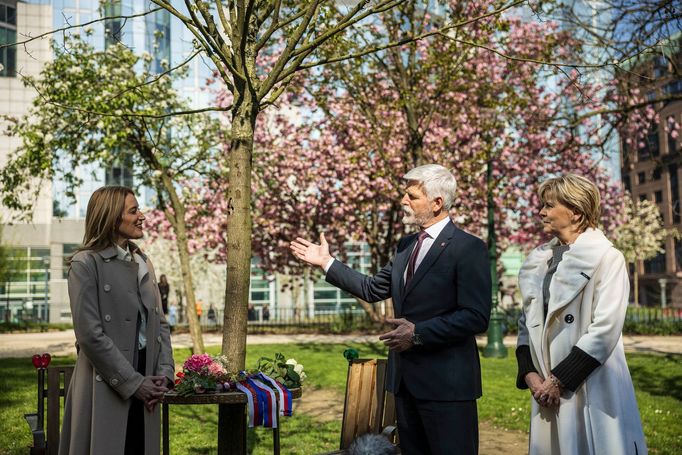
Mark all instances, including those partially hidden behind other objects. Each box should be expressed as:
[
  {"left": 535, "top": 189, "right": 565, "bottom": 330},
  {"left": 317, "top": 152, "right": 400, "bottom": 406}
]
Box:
[{"left": 517, "top": 229, "right": 647, "bottom": 455}]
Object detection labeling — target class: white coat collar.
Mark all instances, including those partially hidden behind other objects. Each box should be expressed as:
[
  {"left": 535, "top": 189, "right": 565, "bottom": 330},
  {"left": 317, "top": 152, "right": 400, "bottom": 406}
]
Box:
[{"left": 520, "top": 228, "right": 612, "bottom": 317}]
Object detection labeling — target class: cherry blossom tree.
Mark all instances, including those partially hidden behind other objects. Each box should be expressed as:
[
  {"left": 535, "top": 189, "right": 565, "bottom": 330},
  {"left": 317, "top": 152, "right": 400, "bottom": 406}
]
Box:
[{"left": 145, "top": 2, "right": 628, "bottom": 322}]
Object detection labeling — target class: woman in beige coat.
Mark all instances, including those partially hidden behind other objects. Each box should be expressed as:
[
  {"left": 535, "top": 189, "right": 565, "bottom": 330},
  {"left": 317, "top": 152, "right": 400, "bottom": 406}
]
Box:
[
  {"left": 516, "top": 174, "right": 646, "bottom": 454},
  {"left": 59, "top": 186, "right": 175, "bottom": 455}
]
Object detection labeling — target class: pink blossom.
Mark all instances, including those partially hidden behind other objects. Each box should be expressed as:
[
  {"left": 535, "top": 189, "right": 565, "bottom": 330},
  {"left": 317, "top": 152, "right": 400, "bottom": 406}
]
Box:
[{"left": 183, "top": 354, "right": 213, "bottom": 373}]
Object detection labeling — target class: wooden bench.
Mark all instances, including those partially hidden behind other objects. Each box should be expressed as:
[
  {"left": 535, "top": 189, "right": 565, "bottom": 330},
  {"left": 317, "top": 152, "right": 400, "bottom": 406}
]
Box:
[
  {"left": 320, "top": 358, "right": 398, "bottom": 454},
  {"left": 25, "top": 365, "right": 74, "bottom": 455}
]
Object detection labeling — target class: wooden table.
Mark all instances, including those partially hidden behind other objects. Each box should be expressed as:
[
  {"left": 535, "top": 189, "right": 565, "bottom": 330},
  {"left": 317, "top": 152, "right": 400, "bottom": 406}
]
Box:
[{"left": 162, "top": 387, "right": 301, "bottom": 455}]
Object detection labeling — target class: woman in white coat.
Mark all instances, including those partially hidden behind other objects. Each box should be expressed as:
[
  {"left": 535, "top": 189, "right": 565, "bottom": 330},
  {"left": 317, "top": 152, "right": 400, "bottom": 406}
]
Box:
[{"left": 516, "top": 174, "right": 647, "bottom": 455}]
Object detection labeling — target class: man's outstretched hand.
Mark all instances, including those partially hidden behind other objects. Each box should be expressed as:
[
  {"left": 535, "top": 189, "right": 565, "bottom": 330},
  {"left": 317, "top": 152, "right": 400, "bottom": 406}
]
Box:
[{"left": 290, "top": 232, "right": 333, "bottom": 268}]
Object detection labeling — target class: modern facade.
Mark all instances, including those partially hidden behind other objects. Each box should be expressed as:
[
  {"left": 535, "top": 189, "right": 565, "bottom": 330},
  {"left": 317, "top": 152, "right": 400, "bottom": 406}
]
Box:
[{"left": 620, "top": 34, "right": 682, "bottom": 307}]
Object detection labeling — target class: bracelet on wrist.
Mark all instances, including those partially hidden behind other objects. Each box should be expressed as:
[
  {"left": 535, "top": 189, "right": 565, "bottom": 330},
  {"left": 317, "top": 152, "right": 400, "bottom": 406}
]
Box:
[{"left": 549, "top": 375, "right": 562, "bottom": 388}]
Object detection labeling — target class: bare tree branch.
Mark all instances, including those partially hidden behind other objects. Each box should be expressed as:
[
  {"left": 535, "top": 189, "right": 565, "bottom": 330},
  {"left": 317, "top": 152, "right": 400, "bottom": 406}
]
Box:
[{"left": 0, "top": 8, "right": 163, "bottom": 51}]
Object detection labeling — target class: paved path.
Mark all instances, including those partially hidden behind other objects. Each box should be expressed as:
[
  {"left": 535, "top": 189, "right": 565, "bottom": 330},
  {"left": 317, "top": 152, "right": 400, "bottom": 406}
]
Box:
[{"left": 1, "top": 330, "right": 681, "bottom": 358}]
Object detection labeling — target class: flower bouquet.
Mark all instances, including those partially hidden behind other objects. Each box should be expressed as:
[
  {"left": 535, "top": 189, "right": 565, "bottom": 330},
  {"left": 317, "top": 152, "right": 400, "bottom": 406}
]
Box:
[
  {"left": 255, "top": 353, "right": 307, "bottom": 389},
  {"left": 174, "top": 352, "right": 305, "bottom": 396},
  {"left": 173, "top": 352, "right": 305, "bottom": 428},
  {"left": 174, "top": 353, "right": 232, "bottom": 396}
]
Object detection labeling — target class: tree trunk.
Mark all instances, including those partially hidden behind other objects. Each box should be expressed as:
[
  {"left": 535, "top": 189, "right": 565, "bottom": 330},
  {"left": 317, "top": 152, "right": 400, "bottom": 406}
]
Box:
[
  {"left": 162, "top": 176, "right": 205, "bottom": 354},
  {"left": 221, "top": 95, "right": 257, "bottom": 371},
  {"left": 173, "top": 222, "right": 205, "bottom": 354},
  {"left": 354, "top": 298, "right": 381, "bottom": 322}
]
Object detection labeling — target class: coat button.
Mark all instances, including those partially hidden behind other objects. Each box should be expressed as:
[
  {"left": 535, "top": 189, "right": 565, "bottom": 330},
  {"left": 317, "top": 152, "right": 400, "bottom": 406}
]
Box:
[
  {"left": 95, "top": 374, "right": 103, "bottom": 382},
  {"left": 103, "top": 284, "right": 111, "bottom": 292},
  {"left": 104, "top": 314, "right": 111, "bottom": 322},
  {"left": 104, "top": 258, "right": 111, "bottom": 263},
  {"left": 565, "top": 314, "right": 574, "bottom": 324},
  {"left": 110, "top": 378, "right": 119, "bottom": 386},
  {"left": 157, "top": 335, "right": 162, "bottom": 343}
]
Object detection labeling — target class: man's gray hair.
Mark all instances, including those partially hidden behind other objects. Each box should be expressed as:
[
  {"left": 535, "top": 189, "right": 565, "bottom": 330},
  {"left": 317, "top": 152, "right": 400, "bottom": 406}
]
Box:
[
  {"left": 403, "top": 164, "right": 457, "bottom": 209},
  {"left": 345, "top": 434, "right": 397, "bottom": 455}
]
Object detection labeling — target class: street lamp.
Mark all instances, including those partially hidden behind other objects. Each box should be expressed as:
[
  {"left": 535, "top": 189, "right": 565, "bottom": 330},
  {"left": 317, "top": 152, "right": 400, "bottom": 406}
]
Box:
[
  {"left": 658, "top": 278, "right": 668, "bottom": 309},
  {"left": 483, "top": 151, "right": 508, "bottom": 358}
]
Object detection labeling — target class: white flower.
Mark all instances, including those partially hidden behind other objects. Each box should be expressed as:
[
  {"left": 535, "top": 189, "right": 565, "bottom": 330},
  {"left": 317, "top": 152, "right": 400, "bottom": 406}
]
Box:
[
  {"left": 299, "top": 371, "right": 307, "bottom": 382},
  {"left": 286, "top": 358, "right": 297, "bottom": 366},
  {"left": 293, "top": 363, "right": 304, "bottom": 375}
]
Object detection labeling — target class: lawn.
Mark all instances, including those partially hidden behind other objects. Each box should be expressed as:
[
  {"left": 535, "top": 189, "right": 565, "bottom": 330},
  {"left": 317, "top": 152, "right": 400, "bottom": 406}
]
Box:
[{"left": 1, "top": 343, "right": 680, "bottom": 454}]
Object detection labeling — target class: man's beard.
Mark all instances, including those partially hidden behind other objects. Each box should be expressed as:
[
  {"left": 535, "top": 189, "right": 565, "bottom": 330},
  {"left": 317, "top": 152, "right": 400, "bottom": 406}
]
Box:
[{"left": 402, "top": 207, "right": 428, "bottom": 226}]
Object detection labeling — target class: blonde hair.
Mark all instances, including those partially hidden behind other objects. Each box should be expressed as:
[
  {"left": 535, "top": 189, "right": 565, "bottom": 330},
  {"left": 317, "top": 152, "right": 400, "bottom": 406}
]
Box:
[
  {"left": 75, "top": 186, "right": 135, "bottom": 255},
  {"left": 538, "top": 174, "right": 601, "bottom": 232}
]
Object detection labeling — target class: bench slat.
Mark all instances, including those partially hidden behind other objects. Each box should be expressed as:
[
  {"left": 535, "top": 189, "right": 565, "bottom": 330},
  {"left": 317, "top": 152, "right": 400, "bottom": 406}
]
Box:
[{"left": 46, "top": 367, "right": 73, "bottom": 455}]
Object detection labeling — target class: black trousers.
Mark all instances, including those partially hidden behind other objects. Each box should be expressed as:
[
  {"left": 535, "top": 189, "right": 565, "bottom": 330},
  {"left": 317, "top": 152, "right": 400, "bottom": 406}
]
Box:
[
  {"left": 395, "top": 381, "right": 479, "bottom": 455},
  {"left": 125, "top": 348, "right": 146, "bottom": 455}
]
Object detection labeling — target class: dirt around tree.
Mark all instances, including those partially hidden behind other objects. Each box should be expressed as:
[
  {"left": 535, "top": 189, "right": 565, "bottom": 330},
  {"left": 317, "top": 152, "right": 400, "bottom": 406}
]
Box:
[{"left": 295, "top": 387, "right": 528, "bottom": 455}]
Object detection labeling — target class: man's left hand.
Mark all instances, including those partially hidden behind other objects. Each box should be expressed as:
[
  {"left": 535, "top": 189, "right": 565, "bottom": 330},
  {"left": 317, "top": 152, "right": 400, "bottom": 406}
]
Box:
[{"left": 379, "top": 318, "right": 415, "bottom": 352}]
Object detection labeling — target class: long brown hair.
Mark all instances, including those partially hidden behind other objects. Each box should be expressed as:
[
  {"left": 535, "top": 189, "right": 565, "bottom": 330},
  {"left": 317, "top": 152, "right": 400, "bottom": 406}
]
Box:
[{"left": 74, "top": 186, "right": 134, "bottom": 256}]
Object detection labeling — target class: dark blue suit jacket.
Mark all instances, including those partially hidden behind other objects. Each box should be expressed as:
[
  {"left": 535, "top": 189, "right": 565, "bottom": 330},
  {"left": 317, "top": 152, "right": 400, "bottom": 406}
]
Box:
[{"left": 326, "top": 221, "right": 491, "bottom": 401}]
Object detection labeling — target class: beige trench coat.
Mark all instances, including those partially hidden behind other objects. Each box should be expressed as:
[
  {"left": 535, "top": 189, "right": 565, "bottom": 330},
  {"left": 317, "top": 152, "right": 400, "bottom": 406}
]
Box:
[{"left": 59, "top": 244, "right": 175, "bottom": 455}]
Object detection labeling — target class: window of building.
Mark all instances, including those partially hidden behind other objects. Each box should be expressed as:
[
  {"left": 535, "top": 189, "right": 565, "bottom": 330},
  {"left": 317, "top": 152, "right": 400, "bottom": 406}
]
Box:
[
  {"left": 103, "top": 1, "right": 123, "bottom": 47},
  {"left": 665, "top": 81, "right": 682, "bottom": 95},
  {"left": 0, "top": 1, "right": 17, "bottom": 78},
  {"left": 675, "top": 239, "right": 682, "bottom": 273},
  {"left": 623, "top": 174, "right": 631, "bottom": 193},
  {"left": 0, "top": 2, "right": 16, "bottom": 25},
  {"left": 0, "top": 246, "right": 51, "bottom": 322},
  {"left": 648, "top": 131, "right": 660, "bottom": 157},
  {"left": 62, "top": 244, "right": 79, "bottom": 279},
  {"left": 655, "top": 191, "right": 663, "bottom": 203},
  {"left": 105, "top": 155, "right": 134, "bottom": 188},
  {"left": 653, "top": 55, "right": 668, "bottom": 78},
  {"left": 669, "top": 133, "right": 678, "bottom": 154},
  {"left": 653, "top": 167, "right": 662, "bottom": 180},
  {"left": 639, "top": 194, "right": 648, "bottom": 202},
  {"left": 145, "top": 8, "right": 171, "bottom": 73},
  {"left": 644, "top": 251, "right": 666, "bottom": 274},
  {"left": 638, "top": 172, "right": 645, "bottom": 184}
]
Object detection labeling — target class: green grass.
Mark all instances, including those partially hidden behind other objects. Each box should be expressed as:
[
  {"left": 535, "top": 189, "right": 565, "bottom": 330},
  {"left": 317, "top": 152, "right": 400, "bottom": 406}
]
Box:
[{"left": 1, "top": 344, "right": 680, "bottom": 454}]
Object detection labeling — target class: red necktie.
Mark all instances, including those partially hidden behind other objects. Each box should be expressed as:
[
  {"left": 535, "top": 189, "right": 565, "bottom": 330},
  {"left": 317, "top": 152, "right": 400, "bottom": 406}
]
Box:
[{"left": 405, "top": 230, "right": 430, "bottom": 288}]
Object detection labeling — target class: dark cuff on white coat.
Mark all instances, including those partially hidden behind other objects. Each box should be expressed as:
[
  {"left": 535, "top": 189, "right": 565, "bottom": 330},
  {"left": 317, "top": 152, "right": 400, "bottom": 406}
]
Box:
[
  {"left": 551, "top": 346, "right": 601, "bottom": 392},
  {"left": 515, "top": 345, "right": 538, "bottom": 390}
]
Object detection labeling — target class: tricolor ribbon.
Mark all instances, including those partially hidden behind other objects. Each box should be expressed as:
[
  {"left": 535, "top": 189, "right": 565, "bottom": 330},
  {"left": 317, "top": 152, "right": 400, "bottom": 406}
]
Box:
[
  {"left": 236, "top": 373, "right": 295, "bottom": 428},
  {"left": 235, "top": 381, "right": 260, "bottom": 427},
  {"left": 256, "top": 373, "right": 293, "bottom": 417},
  {"left": 248, "top": 378, "right": 278, "bottom": 428}
]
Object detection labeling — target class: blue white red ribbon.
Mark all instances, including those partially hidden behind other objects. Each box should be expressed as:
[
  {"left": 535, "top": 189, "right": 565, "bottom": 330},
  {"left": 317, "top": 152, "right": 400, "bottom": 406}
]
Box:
[
  {"left": 257, "top": 373, "right": 293, "bottom": 417},
  {"left": 248, "top": 378, "right": 278, "bottom": 428},
  {"left": 236, "top": 373, "right": 295, "bottom": 427}
]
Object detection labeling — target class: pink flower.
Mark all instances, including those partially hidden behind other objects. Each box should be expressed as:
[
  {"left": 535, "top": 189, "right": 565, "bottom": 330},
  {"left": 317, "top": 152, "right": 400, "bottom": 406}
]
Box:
[
  {"left": 208, "top": 361, "right": 227, "bottom": 377},
  {"left": 183, "top": 354, "right": 213, "bottom": 373}
]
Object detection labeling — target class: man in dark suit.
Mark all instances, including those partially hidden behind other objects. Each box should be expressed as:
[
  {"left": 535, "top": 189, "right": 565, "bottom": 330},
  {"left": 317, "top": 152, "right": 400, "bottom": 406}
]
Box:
[{"left": 290, "top": 164, "right": 491, "bottom": 455}]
